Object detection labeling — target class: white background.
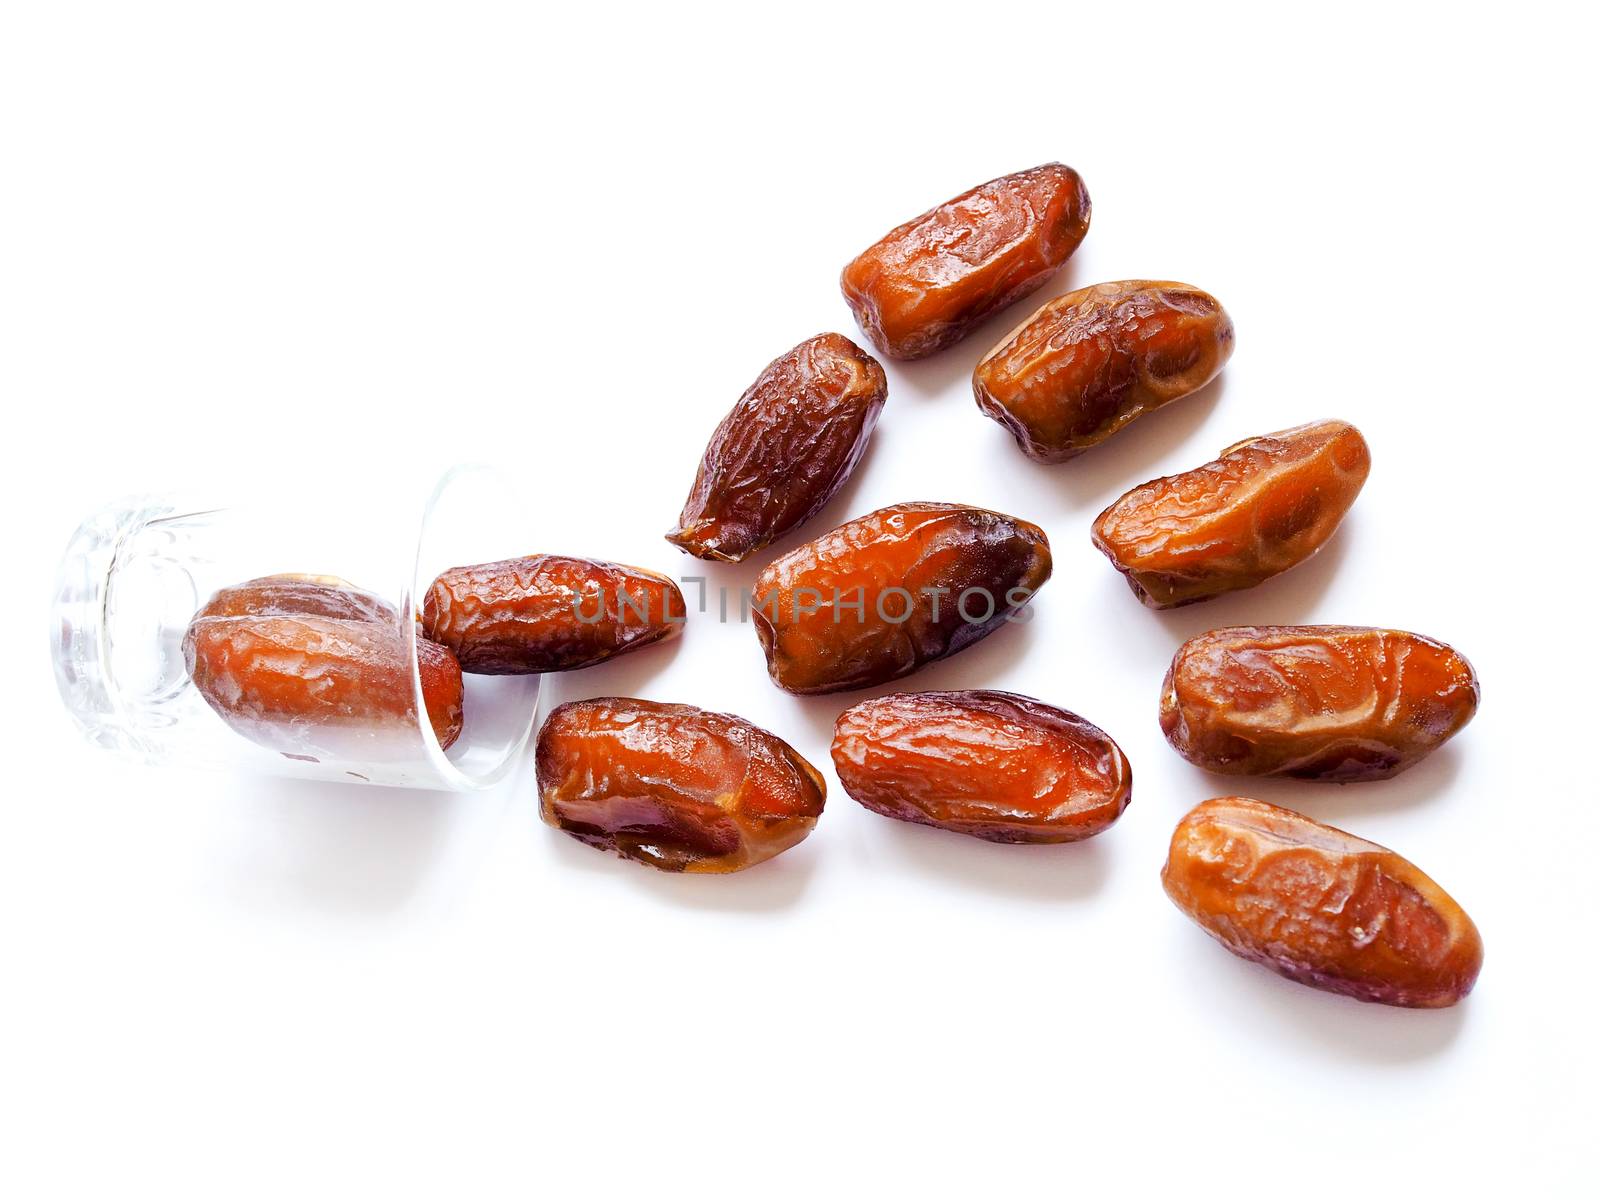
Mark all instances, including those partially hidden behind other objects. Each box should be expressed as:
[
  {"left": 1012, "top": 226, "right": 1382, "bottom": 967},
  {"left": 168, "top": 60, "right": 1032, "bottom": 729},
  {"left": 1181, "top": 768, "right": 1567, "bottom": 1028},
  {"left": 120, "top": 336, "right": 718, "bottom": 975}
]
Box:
[{"left": 3, "top": 3, "right": 1595, "bottom": 1195}]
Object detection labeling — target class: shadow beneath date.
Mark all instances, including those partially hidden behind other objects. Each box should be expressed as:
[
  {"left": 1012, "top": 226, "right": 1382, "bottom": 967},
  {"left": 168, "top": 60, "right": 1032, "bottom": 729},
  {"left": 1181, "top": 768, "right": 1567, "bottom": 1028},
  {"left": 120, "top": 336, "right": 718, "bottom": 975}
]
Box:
[
  {"left": 778, "top": 615, "right": 1047, "bottom": 750},
  {"left": 882, "top": 259, "right": 1093, "bottom": 403},
  {"left": 1173, "top": 927, "right": 1470, "bottom": 1062},
  {"left": 761, "top": 620, "right": 1111, "bottom": 904},
  {"left": 217, "top": 773, "right": 464, "bottom": 919},
  {"left": 531, "top": 622, "right": 688, "bottom": 710},
  {"left": 1129, "top": 525, "right": 1358, "bottom": 644},
  {"left": 1022, "top": 372, "right": 1229, "bottom": 514},
  {"left": 542, "top": 821, "right": 820, "bottom": 913},
  {"left": 1164, "top": 741, "right": 1466, "bottom": 821},
  {"left": 876, "top": 820, "right": 1112, "bottom": 902}
]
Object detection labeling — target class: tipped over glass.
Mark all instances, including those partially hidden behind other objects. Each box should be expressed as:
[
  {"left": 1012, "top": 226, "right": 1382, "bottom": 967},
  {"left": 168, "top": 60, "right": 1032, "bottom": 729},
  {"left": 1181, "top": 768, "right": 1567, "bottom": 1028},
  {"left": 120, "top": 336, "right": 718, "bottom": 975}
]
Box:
[{"left": 51, "top": 465, "right": 540, "bottom": 790}]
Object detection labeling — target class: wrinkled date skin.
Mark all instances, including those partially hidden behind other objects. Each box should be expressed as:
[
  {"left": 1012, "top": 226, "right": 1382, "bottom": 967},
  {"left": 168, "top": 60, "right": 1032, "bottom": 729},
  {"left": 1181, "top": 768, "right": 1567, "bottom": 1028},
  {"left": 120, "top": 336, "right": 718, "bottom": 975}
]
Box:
[
  {"left": 535, "top": 698, "right": 826, "bottom": 873},
  {"left": 184, "top": 613, "right": 464, "bottom": 753},
  {"left": 666, "top": 333, "right": 888, "bottom": 562},
  {"left": 1162, "top": 626, "right": 1480, "bottom": 781},
  {"left": 752, "top": 503, "right": 1052, "bottom": 694},
  {"left": 841, "top": 164, "right": 1091, "bottom": 360},
  {"left": 973, "top": 281, "right": 1234, "bottom": 463},
  {"left": 1162, "top": 797, "right": 1483, "bottom": 1007},
  {"left": 421, "top": 555, "right": 685, "bottom": 674},
  {"left": 193, "top": 573, "right": 399, "bottom": 624},
  {"left": 1092, "top": 419, "right": 1371, "bottom": 608},
  {"left": 831, "top": 690, "right": 1131, "bottom": 843}
]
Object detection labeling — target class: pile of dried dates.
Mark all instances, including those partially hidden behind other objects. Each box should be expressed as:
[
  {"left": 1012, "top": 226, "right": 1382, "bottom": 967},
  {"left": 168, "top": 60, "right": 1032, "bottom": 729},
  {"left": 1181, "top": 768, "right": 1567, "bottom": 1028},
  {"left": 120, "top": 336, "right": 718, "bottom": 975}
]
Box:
[{"left": 185, "top": 164, "right": 1482, "bottom": 1010}]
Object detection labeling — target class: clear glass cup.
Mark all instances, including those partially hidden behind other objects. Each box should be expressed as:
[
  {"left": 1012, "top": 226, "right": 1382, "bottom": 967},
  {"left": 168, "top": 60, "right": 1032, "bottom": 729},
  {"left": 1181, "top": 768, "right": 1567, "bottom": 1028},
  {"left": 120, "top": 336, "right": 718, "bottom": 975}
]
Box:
[{"left": 50, "top": 465, "right": 540, "bottom": 790}]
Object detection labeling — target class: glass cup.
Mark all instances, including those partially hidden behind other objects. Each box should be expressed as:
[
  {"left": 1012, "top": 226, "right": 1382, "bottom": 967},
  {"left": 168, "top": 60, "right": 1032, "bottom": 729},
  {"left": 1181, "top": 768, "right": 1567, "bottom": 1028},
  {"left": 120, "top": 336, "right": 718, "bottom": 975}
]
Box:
[{"left": 50, "top": 465, "right": 540, "bottom": 790}]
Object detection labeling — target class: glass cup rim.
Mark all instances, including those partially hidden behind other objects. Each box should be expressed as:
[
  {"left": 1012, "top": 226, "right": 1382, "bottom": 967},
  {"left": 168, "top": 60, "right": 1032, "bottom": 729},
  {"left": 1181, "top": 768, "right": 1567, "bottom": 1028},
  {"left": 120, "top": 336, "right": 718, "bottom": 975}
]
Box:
[
  {"left": 406, "top": 461, "right": 538, "bottom": 790},
  {"left": 51, "top": 463, "right": 540, "bottom": 791}
]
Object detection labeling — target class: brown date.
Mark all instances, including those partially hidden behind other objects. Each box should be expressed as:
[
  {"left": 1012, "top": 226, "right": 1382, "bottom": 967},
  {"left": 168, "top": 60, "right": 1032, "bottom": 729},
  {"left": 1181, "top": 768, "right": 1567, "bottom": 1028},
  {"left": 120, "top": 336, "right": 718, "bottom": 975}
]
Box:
[
  {"left": 832, "top": 690, "right": 1130, "bottom": 843},
  {"left": 751, "top": 502, "right": 1052, "bottom": 695},
  {"left": 1162, "top": 797, "right": 1483, "bottom": 1007},
  {"left": 973, "top": 281, "right": 1234, "bottom": 463},
  {"left": 840, "top": 163, "right": 1091, "bottom": 360},
  {"left": 666, "top": 333, "right": 888, "bottom": 562},
  {"left": 194, "top": 573, "right": 398, "bottom": 624},
  {"left": 184, "top": 614, "right": 464, "bottom": 753},
  {"left": 1162, "top": 626, "right": 1480, "bottom": 781},
  {"left": 1091, "top": 419, "right": 1371, "bottom": 608},
  {"left": 421, "top": 555, "right": 685, "bottom": 674},
  {"left": 535, "top": 697, "right": 825, "bottom": 873}
]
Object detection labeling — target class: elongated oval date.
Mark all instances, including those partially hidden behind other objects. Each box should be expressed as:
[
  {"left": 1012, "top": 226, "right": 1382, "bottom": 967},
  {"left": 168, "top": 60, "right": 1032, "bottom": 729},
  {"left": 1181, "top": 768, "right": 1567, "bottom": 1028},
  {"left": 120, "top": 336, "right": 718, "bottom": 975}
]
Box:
[
  {"left": 973, "top": 280, "right": 1234, "bottom": 463},
  {"left": 184, "top": 614, "right": 464, "bottom": 753},
  {"left": 666, "top": 333, "right": 888, "bottom": 562},
  {"left": 1162, "top": 626, "right": 1480, "bottom": 781},
  {"left": 1162, "top": 797, "right": 1483, "bottom": 1007},
  {"left": 832, "top": 690, "right": 1130, "bottom": 843},
  {"left": 841, "top": 163, "right": 1091, "bottom": 360},
  {"left": 195, "top": 573, "right": 398, "bottom": 624},
  {"left": 535, "top": 697, "right": 825, "bottom": 873},
  {"left": 421, "top": 555, "right": 685, "bottom": 675},
  {"left": 1092, "top": 419, "right": 1371, "bottom": 608},
  {"left": 752, "top": 503, "right": 1052, "bottom": 694}
]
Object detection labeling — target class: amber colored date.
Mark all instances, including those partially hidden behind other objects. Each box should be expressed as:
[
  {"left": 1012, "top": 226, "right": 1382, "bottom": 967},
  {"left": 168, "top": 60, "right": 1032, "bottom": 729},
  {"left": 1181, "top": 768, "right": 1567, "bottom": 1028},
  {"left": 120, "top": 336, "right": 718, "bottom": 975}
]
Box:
[
  {"left": 666, "top": 333, "right": 888, "bottom": 562},
  {"left": 421, "top": 555, "right": 685, "bottom": 675},
  {"left": 1091, "top": 419, "right": 1371, "bottom": 608},
  {"left": 973, "top": 281, "right": 1234, "bottom": 463},
  {"left": 535, "top": 697, "right": 825, "bottom": 873},
  {"left": 184, "top": 614, "right": 464, "bottom": 752},
  {"left": 194, "top": 573, "right": 398, "bottom": 624},
  {"left": 1162, "top": 797, "right": 1482, "bottom": 1007},
  {"left": 414, "top": 638, "right": 465, "bottom": 749},
  {"left": 841, "top": 164, "right": 1091, "bottom": 360},
  {"left": 832, "top": 690, "right": 1130, "bottom": 843},
  {"left": 1162, "top": 626, "right": 1479, "bottom": 781},
  {"left": 752, "top": 502, "right": 1052, "bottom": 694}
]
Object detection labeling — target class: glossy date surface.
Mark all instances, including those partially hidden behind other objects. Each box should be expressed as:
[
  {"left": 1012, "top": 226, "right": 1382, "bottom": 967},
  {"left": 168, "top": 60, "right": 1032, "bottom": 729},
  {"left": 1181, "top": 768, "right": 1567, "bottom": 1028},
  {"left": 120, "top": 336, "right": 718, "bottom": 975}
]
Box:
[
  {"left": 184, "top": 613, "right": 464, "bottom": 753},
  {"left": 1092, "top": 419, "right": 1370, "bottom": 608},
  {"left": 422, "top": 555, "right": 685, "bottom": 675},
  {"left": 752, "top": 502, "right": 1052, "bottom": 694},
  {"left": 194, "top": 573, "right": 399, "bottom": 624},
  {"left": 1162, "top": 797, "right": 1482, "bottom": 1007},
  {"left": 973, "top": 281, "right": 1233, "bottom": 463},
  {"left": 841, "top": 163, "right": 1091, "bottom": 360},
  {"left": 1162, "top": 626, "right": 1479, "bottom": 781},
  {"left": 832, "top": 690, "right": 1130, "bottom": 842},
  {"left": 535, "top": 697, "right": 825, "bottom": 873},
  {"left": 667, "top": 333, "right": 887, "bottom": 562}
]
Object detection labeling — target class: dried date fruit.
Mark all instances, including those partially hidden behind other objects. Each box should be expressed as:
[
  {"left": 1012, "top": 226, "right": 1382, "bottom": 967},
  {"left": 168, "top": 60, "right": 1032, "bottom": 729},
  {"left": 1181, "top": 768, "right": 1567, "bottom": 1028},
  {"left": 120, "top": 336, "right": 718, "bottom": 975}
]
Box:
[
  {"left": 1162, "top": 626, "right": 1479, "bottom": 781},
  {"left": 1162, "top": 797, "right": 1483, "bottom": 1007},
  {"left": 666, "top": 333, "right": 888, "bottom": 562},
  {"left": 841, "top": 164, "right": 1091, "bottom": 360},
  {"left": 752, "top": 502, "right": 1052, "bottom": 694},
  {"left": 973, "top": 281, "right": 1234, "bottom": 463},
  {"left": 421, "top": 555, "right": 685, "bottom": 674},
  {"left": 1091, "top": 419, "right": 1370, "bottom": 608},
  {"left": 184, "top": 614, "right": 464, "bottom": 753},
  {"left": 535, "top": 697, "right": 825, "bottom": 873},
  {"left": 194, "top": 573, "right": 398, "bottom": 624},
  {"left": 832, "top": 690, "right": 1130, "bottom": 843},
  {"left": 414, "top": 638, "right": 466, "bottom": 750}
]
